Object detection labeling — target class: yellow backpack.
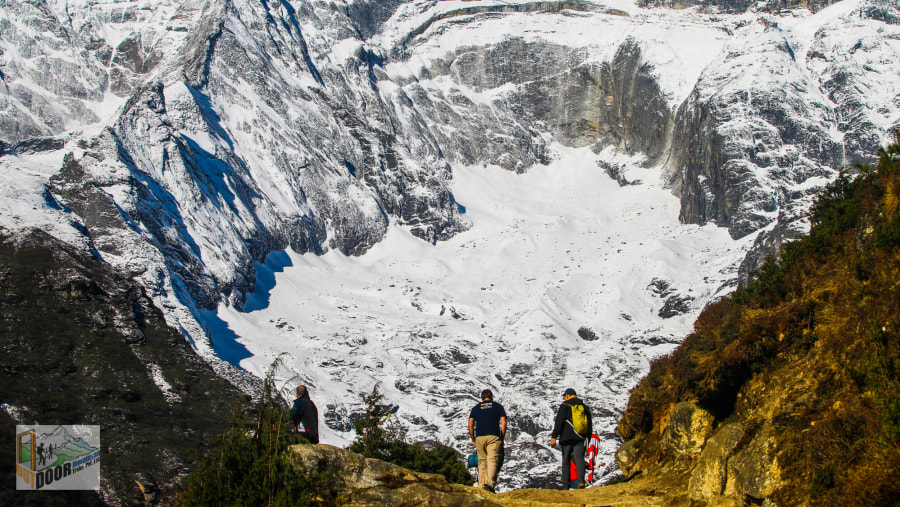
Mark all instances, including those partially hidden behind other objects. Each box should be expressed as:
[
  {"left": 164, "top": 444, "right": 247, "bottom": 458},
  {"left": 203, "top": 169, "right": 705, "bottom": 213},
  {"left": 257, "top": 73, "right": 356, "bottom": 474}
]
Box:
[{"left": 567, "top": 403, "right": 588, "bottom": 437}]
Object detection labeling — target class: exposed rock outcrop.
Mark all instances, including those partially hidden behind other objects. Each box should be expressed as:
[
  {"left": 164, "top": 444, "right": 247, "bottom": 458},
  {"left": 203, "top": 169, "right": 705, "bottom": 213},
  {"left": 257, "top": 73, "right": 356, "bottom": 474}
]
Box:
[
  {"left": 615, "top": 353, "right": 832, "bottom": 505},
  {"left": 660, "top": 402, "right": 716, "bottom": 463},
  {"left": 688, "top": 422, "right": 744, "bottom": 501},
  {"left": 291, "top": 443, "right": 697, "bottom": 505},
  {"left": 289, "top": 444, "right": 501, "bottom": 506}
]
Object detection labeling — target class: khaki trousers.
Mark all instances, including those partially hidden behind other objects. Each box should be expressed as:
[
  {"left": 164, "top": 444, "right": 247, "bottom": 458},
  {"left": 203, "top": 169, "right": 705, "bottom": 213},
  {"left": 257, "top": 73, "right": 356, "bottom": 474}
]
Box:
[{"left": 475, "top": 435, "right": 504, "bottom": 488}]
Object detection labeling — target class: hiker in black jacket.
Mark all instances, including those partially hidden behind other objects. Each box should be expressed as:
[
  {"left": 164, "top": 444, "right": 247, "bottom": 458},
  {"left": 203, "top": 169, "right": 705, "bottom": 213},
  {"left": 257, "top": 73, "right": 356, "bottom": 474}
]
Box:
[
  {"left": 290, "top": 385, "right": 319, "bottom": 444},
  {"left": 550, "top": 388, "right": 592, "bottom": 489}
]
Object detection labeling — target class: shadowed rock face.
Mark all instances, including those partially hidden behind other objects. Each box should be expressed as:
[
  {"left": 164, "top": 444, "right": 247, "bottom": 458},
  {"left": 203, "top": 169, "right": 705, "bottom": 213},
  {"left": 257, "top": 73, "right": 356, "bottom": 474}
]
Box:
[
  {"left": 383, "top": 34, "right": 673, "bottom": 188},
  {"left": 344, "top": 0, "right": 409, "bottom": 39},
  {"left": 669, "top": 1, "right": 899, "bottom": 245},
  {"left": 34, "top": 0, "right": 472, "bottom": 313},
  {"left": 516, "top": 38, "right": 671, "bottom": 159},
  {"left": 0, "top": 229, "right": 247, "bottom": 505},
  {"left": 670, "top": 35, "right": 835, "bottom": 240},
  {"left": 670, "top": 36, "right": 839, "bottom": 238}
]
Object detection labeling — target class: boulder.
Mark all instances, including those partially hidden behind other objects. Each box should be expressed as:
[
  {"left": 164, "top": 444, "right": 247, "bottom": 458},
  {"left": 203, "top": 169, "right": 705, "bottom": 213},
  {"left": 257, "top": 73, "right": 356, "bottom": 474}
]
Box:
[
  {"left": 660, "top": 402, "right": 715, "bottom": 461},
  {"left": 725, "top": 424, "right": 781, "bottom": 501},
  {"left": 288, "top": 444, "right": 501, "bottom": 506},
  {"left": 688, "top": 423, "right": 745, "bottom": 501},
  {"left": 615, "top": 436, "right": 645, "bottom": 479}
]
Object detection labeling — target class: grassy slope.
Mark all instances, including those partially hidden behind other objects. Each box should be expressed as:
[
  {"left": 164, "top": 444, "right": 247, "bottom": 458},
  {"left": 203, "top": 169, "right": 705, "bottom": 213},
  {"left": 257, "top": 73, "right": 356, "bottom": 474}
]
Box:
[{"left": 617, "top": 139, "right": 900, "bottom": 505}]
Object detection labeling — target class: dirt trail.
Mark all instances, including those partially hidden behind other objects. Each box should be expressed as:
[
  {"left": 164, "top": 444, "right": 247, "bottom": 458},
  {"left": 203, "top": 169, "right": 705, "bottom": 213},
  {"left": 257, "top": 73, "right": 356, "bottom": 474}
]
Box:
[{"left": 494, "top": 471, "right": 692, "bottom": 506}]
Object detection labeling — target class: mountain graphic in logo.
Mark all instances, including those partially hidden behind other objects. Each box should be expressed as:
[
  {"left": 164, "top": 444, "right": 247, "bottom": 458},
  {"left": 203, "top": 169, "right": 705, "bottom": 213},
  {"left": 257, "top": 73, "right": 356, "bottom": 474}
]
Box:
[
  {"left": 16, "top": 425, "right": 100, "bottom": 491},
  {"left": 30, "top": 425, "right": 99, "bottom": 470}
]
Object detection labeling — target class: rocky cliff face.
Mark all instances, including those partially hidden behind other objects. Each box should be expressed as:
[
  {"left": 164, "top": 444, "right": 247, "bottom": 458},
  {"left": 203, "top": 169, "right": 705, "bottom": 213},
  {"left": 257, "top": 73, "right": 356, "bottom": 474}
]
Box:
[
  {"left": 435, "top": 36, "right": 671, "bottom": 158},
  {"left": 669, "top": 30, "right": 841, "bottom": 240},
  {"left": 6, "top": 0, "right": 473, "bottom": 323},
  {"left": 638, "top": 0, "right": 839, "bottom": 13},
  {"left": 4, "top": 0, "right": 898, "bottom": 322}
]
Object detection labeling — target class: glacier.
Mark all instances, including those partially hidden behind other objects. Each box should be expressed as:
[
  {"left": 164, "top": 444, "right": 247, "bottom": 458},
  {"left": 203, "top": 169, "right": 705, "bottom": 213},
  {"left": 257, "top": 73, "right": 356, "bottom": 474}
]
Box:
[{"left": 216, "top": 144, "right": 753, "bottom": 489}]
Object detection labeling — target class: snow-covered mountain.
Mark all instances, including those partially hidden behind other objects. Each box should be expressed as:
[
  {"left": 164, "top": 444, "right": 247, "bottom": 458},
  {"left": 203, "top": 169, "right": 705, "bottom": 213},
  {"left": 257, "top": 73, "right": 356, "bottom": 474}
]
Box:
[{"left": 2, "top": 0, "right": 899, "bottom": 491}]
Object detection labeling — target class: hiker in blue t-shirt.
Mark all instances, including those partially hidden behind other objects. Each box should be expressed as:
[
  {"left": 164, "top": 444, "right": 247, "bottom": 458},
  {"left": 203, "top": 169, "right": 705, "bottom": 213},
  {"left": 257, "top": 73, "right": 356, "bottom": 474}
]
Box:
[{"left": 468, "top": 389, "right": 507, "bottom": 493}]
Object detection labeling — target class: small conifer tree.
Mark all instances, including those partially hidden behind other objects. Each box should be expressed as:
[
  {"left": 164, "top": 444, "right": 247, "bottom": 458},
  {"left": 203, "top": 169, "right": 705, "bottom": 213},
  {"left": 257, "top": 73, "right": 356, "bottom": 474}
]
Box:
[
  {"left": 179, "top": 364, "right": 334, "bottom": 506},
  {"left": 348, "top": 386, "right": 474, "bottom": 486}
]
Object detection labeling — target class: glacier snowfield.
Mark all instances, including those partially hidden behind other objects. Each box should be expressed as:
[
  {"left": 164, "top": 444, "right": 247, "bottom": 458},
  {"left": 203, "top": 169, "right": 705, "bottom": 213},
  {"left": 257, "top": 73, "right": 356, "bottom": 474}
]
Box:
[{"left": 210, "top": 145, "right": 753, "bottom": 489}]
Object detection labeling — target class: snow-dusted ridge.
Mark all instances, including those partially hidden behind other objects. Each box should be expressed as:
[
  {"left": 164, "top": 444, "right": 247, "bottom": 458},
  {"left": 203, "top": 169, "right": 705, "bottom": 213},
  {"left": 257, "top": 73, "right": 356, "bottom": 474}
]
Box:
[{"left": 1, "top": 0, "right": 899, "bottom": 491}]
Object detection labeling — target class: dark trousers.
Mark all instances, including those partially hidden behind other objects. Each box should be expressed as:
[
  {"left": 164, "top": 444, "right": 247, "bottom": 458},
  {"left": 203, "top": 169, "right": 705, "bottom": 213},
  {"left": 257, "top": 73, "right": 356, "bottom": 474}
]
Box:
[
  {"left": 561, "top": 440, "right": 585, "bottom": 488},
  {"left": 298, "top": 431, "right": 319, "bottom": 444},
  {"left": 290, "top": 426, "right": 319, "bottom": 444}
]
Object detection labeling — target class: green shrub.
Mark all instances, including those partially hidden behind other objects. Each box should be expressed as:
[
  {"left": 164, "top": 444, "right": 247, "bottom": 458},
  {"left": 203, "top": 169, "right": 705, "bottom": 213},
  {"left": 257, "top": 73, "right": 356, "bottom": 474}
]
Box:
[
  {"left": 733, "top": 256, "right": 787, "bottom": 307},
  {"left": 808, "top": 170, "right": 865, "bottom": 249},
  {"left": 876, "top": 217, "right": 900, "bottom": 249},
  {"left": 179, "top": 375, "right": 334, "bottom": 506},
  {"left": 812, "top": 466, "right": 836, "bottom": 491},
  {"left": 348, "top": 387, "right": 473, "bottom": 486}
]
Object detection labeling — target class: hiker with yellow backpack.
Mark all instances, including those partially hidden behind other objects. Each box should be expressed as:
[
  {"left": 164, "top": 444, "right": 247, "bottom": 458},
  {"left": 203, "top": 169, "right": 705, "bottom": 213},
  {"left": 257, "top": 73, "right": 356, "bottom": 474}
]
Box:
[{"left": 550, "top": 388, "right": 593, "bottom": 489}]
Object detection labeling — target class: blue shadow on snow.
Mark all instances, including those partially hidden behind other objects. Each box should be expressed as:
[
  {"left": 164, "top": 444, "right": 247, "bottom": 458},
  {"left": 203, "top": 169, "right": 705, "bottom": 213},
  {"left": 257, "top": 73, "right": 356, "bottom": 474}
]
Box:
[
  {"left": 199, "top": 310, "right": 252, "bottom": 368},
  {"left": 243, "top": 250, "right": 293, "bottom": 313}
]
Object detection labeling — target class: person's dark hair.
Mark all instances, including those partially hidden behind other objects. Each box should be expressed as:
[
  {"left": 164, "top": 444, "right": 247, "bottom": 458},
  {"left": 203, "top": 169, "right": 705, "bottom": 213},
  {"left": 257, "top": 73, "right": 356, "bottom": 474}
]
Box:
[
  {"left": 297, "top": 385, "right": 308, "bottom": 398},
  {"left": 480, "top": 389, "right": 493, "bottom": 401}
]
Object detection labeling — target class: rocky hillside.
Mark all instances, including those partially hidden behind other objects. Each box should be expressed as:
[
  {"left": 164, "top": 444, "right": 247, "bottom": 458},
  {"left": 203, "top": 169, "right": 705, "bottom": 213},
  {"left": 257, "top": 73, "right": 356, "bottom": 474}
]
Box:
[
  {"left": 614, "top": 138, "right": 900, "bottom": 505},
  {"left": 0, "top": 229, "right": 246, "bottom": 505}
]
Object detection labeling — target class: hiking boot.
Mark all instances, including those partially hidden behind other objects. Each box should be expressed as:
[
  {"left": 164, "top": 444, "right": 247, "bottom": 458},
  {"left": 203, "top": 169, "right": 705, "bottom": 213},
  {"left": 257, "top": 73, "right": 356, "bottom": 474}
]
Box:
[
  {"left": 577, "top": 482, "right": 586, "bottom": 489},
  {"left": 483, "top": 484, "right": 495, "bottom": 493}
]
